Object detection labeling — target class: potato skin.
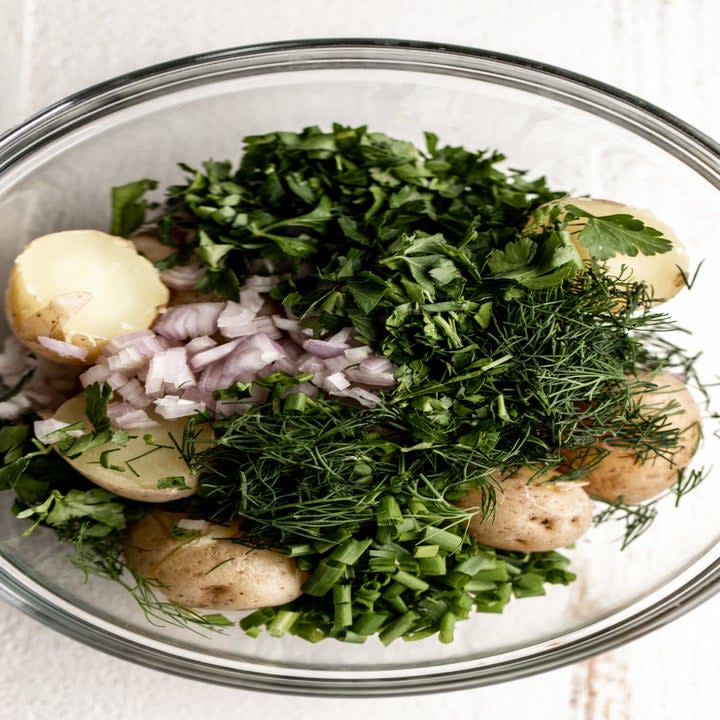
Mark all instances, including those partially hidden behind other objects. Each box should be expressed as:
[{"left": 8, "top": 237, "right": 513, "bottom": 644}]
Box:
[
  {"left": 558, "top": 198, "right": 689, "bottom": 304},
  {"left": 123, "top": 511, "right": 305, "bottom": 610},
  {"left": 576, "top": 373, "right": 700, "bottom": 503},
  {"left": 458, "top": 466, "right": 593, "bottom": 552}
]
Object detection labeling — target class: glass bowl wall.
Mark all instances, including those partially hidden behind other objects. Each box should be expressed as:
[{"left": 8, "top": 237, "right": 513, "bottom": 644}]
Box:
[{"left": 1, "top": 40, "right": 719, "bottom": 696}]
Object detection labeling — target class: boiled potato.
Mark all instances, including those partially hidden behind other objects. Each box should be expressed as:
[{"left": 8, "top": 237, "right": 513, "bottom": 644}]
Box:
[
  {"left": 458, "top": 466, "right": 593, "bottom": 552},
  {"left": 573, "top": 372, "right": 701, "bottom": 503},
  {"left": 7, "top": 230, "right": 169, "bottom": 363},
  {"left": 123, "top": 511, "right": 305, "bottom": 609},
  {"left": 51, "top": 394, "right": 204, "bottom": 502},
  {"left": 557, "top": 198, "right": 689, "bottom": 304}
]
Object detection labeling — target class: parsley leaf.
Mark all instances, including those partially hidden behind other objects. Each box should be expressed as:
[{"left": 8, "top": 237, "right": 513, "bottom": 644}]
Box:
[
  {"left": 110, "top": 179, "right": 157, "bottom": 236},
  {"left": 16, "top": 488, "right": 126, "bottom": 537},
  {"left": 566, "top": 204, "right": 673, "bottom": 260}
]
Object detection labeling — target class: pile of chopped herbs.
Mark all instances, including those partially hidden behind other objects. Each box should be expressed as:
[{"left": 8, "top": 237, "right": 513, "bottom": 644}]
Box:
[{"left": 0, "top": 124, "right": 706, "bottom": 644}]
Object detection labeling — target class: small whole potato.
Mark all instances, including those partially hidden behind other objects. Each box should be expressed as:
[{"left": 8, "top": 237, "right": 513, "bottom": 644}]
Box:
[
  {"left": 458, "top": 466, "right": 593, "bottom": 552},
  {"left": 123, "top": 511, "right": 306, "bottom": 610},
  {"left": 573, "top": 372, "right": 701, "bottom": 503},
  {"left": 52, "top": 395, "right": 207, "bottom": 503},
  {"left": 556, "top": 198, "right": 689, "bottom": 305},
  {"left": 7, "top": 230, "right": 169, "bottom": 364}
]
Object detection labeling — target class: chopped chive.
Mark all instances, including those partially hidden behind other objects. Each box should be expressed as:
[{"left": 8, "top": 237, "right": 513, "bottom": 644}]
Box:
[
  {"left": 396, "top": 517, "right": 418, "bottom": 537},
  {"left": 413, "top": 544, "right": 439, "bottom": 558},
  {"left": 439, "top": 611, "right": 456, "bottom": 644},
  {"left": 421, "top": 526, "right": 463, "bottom": 553},
  {"left": 284, "top": 392, "right": 309, "bottom": 414},
  {"left": 302, "top": 560, "right": 346, "bottom": 596},
  {"left": 470, "top": 565, "right": 509, "bottom": 583},
  {"left": 455, "top": 554, "right": 495, "bottom": 576},
  {"left": 387, "top": 595, "right": 409, "bottom": 614},
  {"left": 334, "top": 603, "right": 353, "bottom": 628},
  {"left": 375, "top": 525, "right": 396, "bottom": 544},
  {"left": 464, "top": 579, "right": 497, "bottom": 592},
  {"left": 333, "top": 629, "right": 367, "bottom": 644},
  {"left": 395, "top": 573, "right": 431, "bottom": 597},
  {"left": 291, "top": 622, "right": 327, "bottom": 644},
  {"left": 329, "top": 538, "right": 372, "bottom": 565},
  {"left": 512, "top": 572, "right": 547, "bottom": 598},
  {"left": 383, "top": 581, "right": 406, "bottom": 600},
  {"left": 286, "top": 543, "right": 316, "bottom": 557},
  {"left": 355, "top": 581, "right": 382, "bottom": 607},
  {"left": 239, "top": 607, "right": 275, "bottom": 633},
  {"left": 333, "top": 584, "right": 352, "bottom": 605},
  {"left": 407, "top": 499, "right": 429, "bottom": 516},
  {"left": 404, "top": 628, "right": 437, "bottom": 642},
  {"left": 267, "top": 610, "right": 301, "bottom": 637},
  {"left": 377, "top": 495, "right": 402, "bottom": 524},
  {"left": 418, "top": 555, "right": 446, "bottom": 576},
  {"left": 379, "top": 611, "right": 420, "bottom": 646},
  {"left": 416, "top": 596, "right": 450, "bottom": 623},
  {"left": 352, "top": 611, "right": 390, "bottom": 636}
]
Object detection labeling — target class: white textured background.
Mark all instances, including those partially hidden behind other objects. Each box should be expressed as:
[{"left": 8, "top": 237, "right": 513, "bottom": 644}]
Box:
[{"left": 1, "top": 1, "right": 719, "bottom": 718}]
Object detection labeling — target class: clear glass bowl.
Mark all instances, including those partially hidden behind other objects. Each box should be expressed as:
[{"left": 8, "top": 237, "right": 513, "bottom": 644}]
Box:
[{"left": 1, "top": 39, "right": 719, "bottom": 696}]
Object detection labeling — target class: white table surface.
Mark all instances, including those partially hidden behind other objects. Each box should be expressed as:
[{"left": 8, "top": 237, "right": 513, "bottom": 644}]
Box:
[{"left": 1, "top": 1, "right": 719, "bottom": 718}]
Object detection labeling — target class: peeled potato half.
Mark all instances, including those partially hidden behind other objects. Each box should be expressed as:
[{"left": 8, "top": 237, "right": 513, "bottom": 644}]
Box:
[
  {"left": 7, "top": 230, "right": 169, "bottom": 363},
  {"left": 52, "top": 395, "right": 203, "bottom": 503},
  {"left": 560, "top": 198, "right": 689, "bottom": 304}
]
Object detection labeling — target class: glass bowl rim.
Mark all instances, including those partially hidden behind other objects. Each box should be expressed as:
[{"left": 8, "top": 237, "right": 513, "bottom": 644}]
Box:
[{"left": 1, "top": 37, "right": 719, "bottom": 697}]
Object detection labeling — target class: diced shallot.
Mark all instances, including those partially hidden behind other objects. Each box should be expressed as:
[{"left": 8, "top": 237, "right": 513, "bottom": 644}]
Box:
[
  {"left": 345, "top": 368, "right": 396, "bottom": 387},
  {"left": 153, "top": 395, "right": 206, "bottom": 419},
  {"left": 37, "top": 337, "right": 88, "bottom": 361},
  {"left": 33, "top": 418, "right": 83, "bottom": 444},
  {"left": 325, "top": 327, "right": 354, "bottom": 345},
  {"left": 79, "top": 364, "right": 111, "bottom": 388},
  {"left": 222, "top": 315, "right": 281, "bottom": 340},
  {"left": 106, "top": 372, "right": 129, "bottom": 391},
  {"left": 106, "top": 346, "right": 146, "bottom": 373},
  {"left": 217, "top": 289, "right": 264, "bottom": 337},
  {"left": 323, "top": 355, "right": 352, "bottom": 373},
  {"left": 107, "top": 403, "right": 158, "bottom": 430},
  {"left": 271, "top": 356, "right": 300, "bottom": 375},
  {"left": 302, "top": 338, "right": 348, "bottom": 359},
  {"left": 323, "top": 372, "right": 351, "bottom": 393},
  {"left": 360, "top": 356, "right": 394, "bottom": 373},
  {"left": 145, "top": 347, "right": 195, "bottom": 395},
  {"left": 337, "top": 387, "right": 382, "bottom": 408},
  {"left": 153, "top": 302, "right": 225, "bottom": 340},
  {"left": 185, "top": 336, "right": 217, "bottom": 355},
  {"left": 160, "top": 264, "right": 205, "bottom": 290},
  {"left": 117, "top": 378, "right": 153, "bottom": 409},
  {"left": 103, "top": 330, "right": 156, "bottom": 356},
  {"left": 344, "top": 346, "right": 371, "bottom": 364},
  {"left": 189, "top": 339, "right": 242, "bottom": 372},
  {"left": 296, "top": 354, "right": 326, "bottom": 375},
  {"left": 272, "top": 315, "right": 300, "bottom": 332},
  {"left": 243, "top": 274, "right": 279, "bottom": 292}
]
